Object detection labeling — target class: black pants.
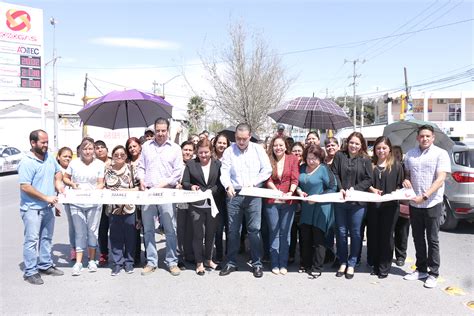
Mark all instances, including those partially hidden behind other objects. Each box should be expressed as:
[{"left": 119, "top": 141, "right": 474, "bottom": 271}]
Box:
[
  {"left": 109, "top": 213, "right": 137, "bottom": 269},
  {"left": 289, "top": 210, "right": 303, "bottom": 264},
  {"left": 98, "top": 205, "right": 109, "bottom": 256},
  {"left": 367, "top": 202, "right": 399, "bottom": 275},
  {"left": 190, "top": 205, "right": 217, "bottom": 263},
  {"left": 394, "top": 216, "right": 410, "bottom": 261},
  {"left": 176, "top": 206, "right": 194, "bottom": 262},
  {"left": 300, "top": 224, "right": 326, "bottom": 273},
  {"left": 214, "top": 210, "right": 228, "bottom": 262},
  {"left": 409, "top": 203, "right": 441, "bottom": 277}
]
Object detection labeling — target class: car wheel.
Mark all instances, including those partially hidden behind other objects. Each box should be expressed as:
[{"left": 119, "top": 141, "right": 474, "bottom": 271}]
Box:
[{"left": 440, "top": 200, "right": 458, "bottom": 230}]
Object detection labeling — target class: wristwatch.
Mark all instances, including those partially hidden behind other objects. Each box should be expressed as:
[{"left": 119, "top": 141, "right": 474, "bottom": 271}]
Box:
[{"left": 422, "top": 193, "right": 429, "bottom": 201}]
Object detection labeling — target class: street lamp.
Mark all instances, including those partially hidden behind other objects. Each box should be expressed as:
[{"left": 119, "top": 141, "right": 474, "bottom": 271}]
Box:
[{"left": 50, "top": 17, "right": 59, "bottom": 151}]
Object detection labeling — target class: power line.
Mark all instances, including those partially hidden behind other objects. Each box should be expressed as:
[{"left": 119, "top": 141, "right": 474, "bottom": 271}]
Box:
[
  {"left": 354, "top": 0, "right": 442, "bottom": 60},
  {"left": 365, "top": 1, "right": 464, "bottom": 61},
  {"left": 57, "top": 18, "right": 473, "bottom": 71}
]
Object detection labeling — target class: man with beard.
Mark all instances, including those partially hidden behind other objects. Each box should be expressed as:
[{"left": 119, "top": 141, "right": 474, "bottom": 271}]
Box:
[{"left": 18, "top": 130, "right": 65, "bottom": 285}]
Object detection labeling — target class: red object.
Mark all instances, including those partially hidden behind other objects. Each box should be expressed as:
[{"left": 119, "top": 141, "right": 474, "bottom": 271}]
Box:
[
  {"left": 451, "top": 171, "right": 474, "bottom": 183},
  {"left": 266, "top": 154, "right": 300, "bottom": 205},
  {"left": 455, "top": 208, "right": 471, "bottom": 214}
]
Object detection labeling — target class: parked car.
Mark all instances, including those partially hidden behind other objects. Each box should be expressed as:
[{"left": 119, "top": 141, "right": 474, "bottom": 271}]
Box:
[
  {"left": 441, "top": 141, "right": 474, "bottom": 230},
  {"left": 0, "top": 145, "right": 25, "bottom": 174}
]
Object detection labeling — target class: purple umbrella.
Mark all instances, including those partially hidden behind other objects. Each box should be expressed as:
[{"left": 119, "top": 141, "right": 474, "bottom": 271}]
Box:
[
  {"left": 268, "top": 97, "right": 352, "bottom": 130},
  {"left": 78, "top": 89, "right": 173, "bottom": 137}
]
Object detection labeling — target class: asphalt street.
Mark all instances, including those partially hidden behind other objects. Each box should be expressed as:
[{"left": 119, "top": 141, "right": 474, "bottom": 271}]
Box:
[{"left": 1, "top": 173, "right": 473, "bottom": 315}]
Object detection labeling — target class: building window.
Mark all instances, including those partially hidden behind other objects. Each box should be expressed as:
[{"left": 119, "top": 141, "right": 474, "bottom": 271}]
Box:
[{"left": 448, "top": 103, "right": 461, "bottom": 121}]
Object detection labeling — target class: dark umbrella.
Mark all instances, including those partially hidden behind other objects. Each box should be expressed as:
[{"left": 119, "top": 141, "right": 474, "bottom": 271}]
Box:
[
  {"left": 218, "top": 126, "right": 260, "bottom": 143},
  {"left": 78, "top": 89, "right": 173, "bottom": 137},
  {"left": 383, "top": 119, "right": 454, "bottom": 152},
  {"left": 268, "top": 96, "right": 352, "bottom": 130}
]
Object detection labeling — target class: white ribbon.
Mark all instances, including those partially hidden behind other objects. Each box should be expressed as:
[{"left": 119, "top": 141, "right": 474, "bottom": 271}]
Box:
[
  {"left": 58, "top": 188, "right": 219, "bottom": 217},
  {"left": 238, "top": 187, "right": 416, "bottom": 203}
]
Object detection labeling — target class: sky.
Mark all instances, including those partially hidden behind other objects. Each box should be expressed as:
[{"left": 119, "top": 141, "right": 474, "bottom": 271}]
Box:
[{"left": 4, "top": 0, "right": 474, "bottom": 120}]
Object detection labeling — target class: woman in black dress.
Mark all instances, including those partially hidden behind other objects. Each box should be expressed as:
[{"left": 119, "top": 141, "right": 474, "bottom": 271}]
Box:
[{"left": 367, "top": 136, "right": 405, "bottom": 278}]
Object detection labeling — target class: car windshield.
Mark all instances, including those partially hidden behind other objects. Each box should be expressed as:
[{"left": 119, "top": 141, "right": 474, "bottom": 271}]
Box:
[{"left": 453, "top": 149, "right": 474, "bottom": 168}]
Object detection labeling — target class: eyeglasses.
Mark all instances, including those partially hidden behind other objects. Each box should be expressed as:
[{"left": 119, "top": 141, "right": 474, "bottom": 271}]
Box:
[{"left": 113, "top": 154, "right": 127, "bottom": 158}]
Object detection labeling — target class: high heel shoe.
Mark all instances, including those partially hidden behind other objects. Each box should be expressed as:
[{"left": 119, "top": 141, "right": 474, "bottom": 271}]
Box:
[
  {"left": 336, "top": 265, "right": 346, "bottom": 278},
  {"left": 204, "top": 260, "right": 218, "bottom": 270},
  {"left": 196, "top": 264, "right": 205, "bottom": 276},
  {"left": 345, "top": 266, "right": 354, "bottom": 279}
]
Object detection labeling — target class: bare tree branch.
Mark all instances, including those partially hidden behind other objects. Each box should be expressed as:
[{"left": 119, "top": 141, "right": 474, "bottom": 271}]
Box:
[{"left": 200, "top": 21, "right": 293, "bottom": 133}]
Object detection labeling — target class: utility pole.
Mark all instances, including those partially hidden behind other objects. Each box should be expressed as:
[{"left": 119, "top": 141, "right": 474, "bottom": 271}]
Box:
[
  {"left": 403, "top": 67, "right": 414, "bottom": 120},
  {"left": 50, "top": 17, "right": 59, "bottom": 151},
  {"left": 82, "top": 73, "right": 88, "bottom": 138},
  {"left": 345, "top": 59, "right": 365, "bottom": 131},
  {"left": 152, "top": 81, "right": 159, "bottom": 95}
]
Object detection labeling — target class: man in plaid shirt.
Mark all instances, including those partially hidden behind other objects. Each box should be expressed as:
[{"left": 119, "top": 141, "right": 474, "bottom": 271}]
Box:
[{"left": 402, "top": 124, "right": 451, "bottom": 289}]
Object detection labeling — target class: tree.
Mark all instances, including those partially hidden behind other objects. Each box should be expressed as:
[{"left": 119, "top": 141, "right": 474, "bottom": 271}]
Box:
[
  {"left": 201, "top": 22, "right": 292, "bottom": 134},
  {"left": 332, "top": 96, "right": 375, "bottom": 126},
  {"left": 187, "top": 95, "right": 206, "bottom": 135},
  {"left": 208, "top": 120, "right": 225, "bottom": 135}
]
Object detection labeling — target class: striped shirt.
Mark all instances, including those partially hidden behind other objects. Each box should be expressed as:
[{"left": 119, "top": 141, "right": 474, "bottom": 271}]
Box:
[
  {"left": 137, "top": 139, "right": 183, "bottom": 188},
  {"left": 220, "top": 142, "right": 272, "bottom": 190},
  {"left": 404, "top": 144, "right": 451, "bottom": 208}
]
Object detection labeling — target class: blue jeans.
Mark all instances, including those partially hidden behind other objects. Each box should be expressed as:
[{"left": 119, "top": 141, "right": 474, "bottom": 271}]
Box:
[
  {"left": 109, "top": 213, "right": 136, "bottom": 269},
  {"left": 142, "top": 203, "right": 178, "bottom": 268},
  {"left": 265, "top": 203, "right": 295, "bottom": 269},
  {"left": 69, "top": 204, "right": 102, "bottom": 252},
  {"left": 226, "top": 195, "right": 262, "bottom": 267},
  {"left": 21, "top": 207, "right": 55, "bottom": 277},
  {"left": 334, "top": 203, "right": 365, "bottom": 267}
]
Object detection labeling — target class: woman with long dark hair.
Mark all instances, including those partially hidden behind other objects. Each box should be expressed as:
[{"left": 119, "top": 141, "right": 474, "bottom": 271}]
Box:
[
  {"left": 56, "top": 147, "right": 75, "bottom": 260},
  {"left": 367, "top": 136, "right": 405, "bottom": 278},
  {"left": 265, "top": 136, "right": 299, "bottom": 275},
  {"left": 331, "top": 132, "right": 372, "bottom": 279}
]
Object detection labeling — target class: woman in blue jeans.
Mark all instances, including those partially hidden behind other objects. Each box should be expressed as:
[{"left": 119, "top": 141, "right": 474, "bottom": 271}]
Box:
[
  {"left": 331, "top": 132, "right": 372, "bottom": 279},
  {"left": 264, "top": 136, "right": 300, "bottom": 275}
]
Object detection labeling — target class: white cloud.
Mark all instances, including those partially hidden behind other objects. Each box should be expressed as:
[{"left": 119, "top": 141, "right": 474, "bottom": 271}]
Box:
[{"left": 90, "top": 37, "right": 180, "bottom": 50}]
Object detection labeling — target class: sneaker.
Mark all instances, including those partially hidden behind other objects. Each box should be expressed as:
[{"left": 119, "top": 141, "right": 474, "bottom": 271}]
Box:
[
  {"left": 424, "top": 275, "right": 438, "bottom": 288},
  {"left": 280, "top": 268, "right": 288, "bottom": 275},
  {"left": 395, "top": 259, "right": 405, "bottom": 267},
  {"left": 111, "top": 266, "right": 121, "bottom": 276},
  {"left": 70, "top": 249, "right": 76, "bottom": 261},
  {"left": 141, "top": 265, "right": 156, "bottom": 276},
  {"left": 404, "top": 270, "right": 428, "bottom": 281},
  {"left": 88, "top": 260, "right": 98, "bottom": 273},
  {"left": 98, "top": 254, "right": 108, "bottom": 267},
  {"left": 39, "top": 266, "right": 64, "bottom": 276},
  {"left": 24, "top": 273, "right": 44, "bottom": 285},
  {"left": 272, "top": 268, "right": 280, "bottom": 275},
  {"left": 72, "top": 263, "right": 83, "bottom": 276},
  {"left": 124, "top": 266, "right": 134, "bottom": 274},
  {"left": 169, "top": 265, "right": 181, "bottom": 276}
]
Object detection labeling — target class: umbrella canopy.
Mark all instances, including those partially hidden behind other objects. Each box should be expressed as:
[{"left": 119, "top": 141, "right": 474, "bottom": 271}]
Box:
[
  {"left": 218, "top": 126, "right": 260, "bottom": 143},
  {"left": 268, "top": 97, "right": 352, "bottom": 130},
  {"left": 383, "top": 119, "right": 455, "bottom": 153},
  {"left": 78, "top": 89, "right": 173, "bottom": 137}
]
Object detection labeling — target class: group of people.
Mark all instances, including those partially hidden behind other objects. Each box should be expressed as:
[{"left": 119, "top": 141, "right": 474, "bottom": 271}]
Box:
[{"left": 19, "top": 118, "right": 450, "bottom": 290}]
